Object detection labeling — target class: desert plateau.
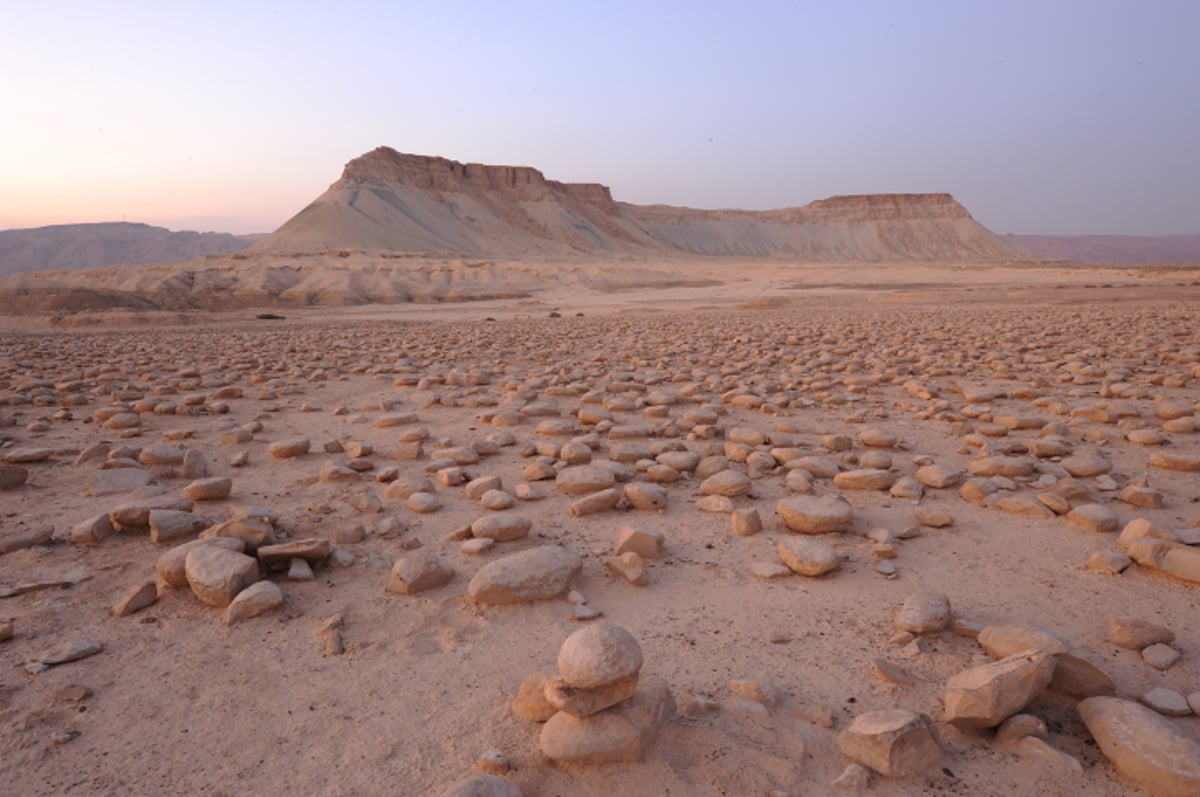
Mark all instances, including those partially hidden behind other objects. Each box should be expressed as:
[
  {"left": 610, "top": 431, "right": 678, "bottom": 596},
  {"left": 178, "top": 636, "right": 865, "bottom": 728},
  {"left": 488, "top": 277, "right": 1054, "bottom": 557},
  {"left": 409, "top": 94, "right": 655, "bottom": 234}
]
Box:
[{"left": 1, "top": 148, "right": 1199, "bottom": 797}]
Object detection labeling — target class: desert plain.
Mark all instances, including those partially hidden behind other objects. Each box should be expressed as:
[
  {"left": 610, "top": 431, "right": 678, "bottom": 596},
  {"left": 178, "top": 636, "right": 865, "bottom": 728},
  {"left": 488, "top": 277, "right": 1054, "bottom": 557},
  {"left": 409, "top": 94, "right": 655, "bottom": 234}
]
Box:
[{"left": 2, "top": 148, "right": 1200, "bottom": 797}]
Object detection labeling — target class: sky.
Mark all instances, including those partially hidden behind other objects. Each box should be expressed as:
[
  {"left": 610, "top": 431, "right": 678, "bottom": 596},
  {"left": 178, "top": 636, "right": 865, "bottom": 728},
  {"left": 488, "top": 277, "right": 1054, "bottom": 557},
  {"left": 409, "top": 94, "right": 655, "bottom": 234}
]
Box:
[{"left": 2, "top": 1, "right": 1197, "bottom": 236}]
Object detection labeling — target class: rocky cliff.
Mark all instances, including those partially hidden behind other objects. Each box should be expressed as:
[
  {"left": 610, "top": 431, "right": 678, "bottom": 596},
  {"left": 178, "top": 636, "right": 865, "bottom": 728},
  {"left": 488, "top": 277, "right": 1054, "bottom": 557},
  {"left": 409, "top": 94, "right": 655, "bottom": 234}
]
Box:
[{"left": 254, "top": 147, "right": 1024, "bottom": 262}]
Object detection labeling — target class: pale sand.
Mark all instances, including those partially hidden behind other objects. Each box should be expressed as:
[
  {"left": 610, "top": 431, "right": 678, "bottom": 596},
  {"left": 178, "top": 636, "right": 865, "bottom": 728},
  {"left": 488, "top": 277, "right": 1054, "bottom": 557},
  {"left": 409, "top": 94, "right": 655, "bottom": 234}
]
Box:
[{"left": 0, "top": 264, "right": 1198, "bottom": 796}]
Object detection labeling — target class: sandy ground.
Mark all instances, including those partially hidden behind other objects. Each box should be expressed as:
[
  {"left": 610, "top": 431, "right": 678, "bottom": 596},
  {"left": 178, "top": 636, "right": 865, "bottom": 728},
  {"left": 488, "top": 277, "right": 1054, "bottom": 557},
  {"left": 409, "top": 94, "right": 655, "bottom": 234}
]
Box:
[{"left": 1, "top": 261, "right": 1199, "bottom": 796}]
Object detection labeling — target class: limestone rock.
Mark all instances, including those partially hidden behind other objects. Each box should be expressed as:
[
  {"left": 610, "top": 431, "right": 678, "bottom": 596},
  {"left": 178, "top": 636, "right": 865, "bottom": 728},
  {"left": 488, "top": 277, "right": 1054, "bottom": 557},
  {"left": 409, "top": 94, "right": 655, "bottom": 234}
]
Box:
[
  {"left": 895, "top": 591, "right": 951, "bottom": 634},
  {"left": 1109, "top": 617, "right": 1175, "bottom": 650},
  {"left": 112, "top": 581, "right": 158, "bottom": 617},
  {"left": 471, "top": 513, "right": 533, "bottom": 542},
  {"left": 835, "top": 709, "right": 942, "bottom": 777},
  {"left": 149, "top": 509, "right": 210, "bottom": 544},
  {"left": 388, "top": 552, "right": 453, "bottom": 595},
  {"left": 834, "top": 468, "right": 895, "bottom": 491},
  {"left": 184, "top": 545, "right": 259, "bottom": 607},
  {"left": 156, "top": 538, "right": 246, "bottom": 587},
  {"left": 730, "top": 507, "right": 762, "bottom": 536},
  {"left": 443, "top": 774, "right": 524, "bottom": 797},
  {"left": 556, "top": 465, "right": 616, "bottom": 496},
  {"left": 1079, "top": 696, "right": 1200, "bottom": 797},
  {"left": 84, "top": 468, "right": 154, "bottom": 496},
  {"left": 182, "top": 476, "right": 232, "bottom": 501},
  {"left": 777, "top": 538, "right": 840, "bottom": 577},
  {"left": 267, "top": 437, "right": 311, "bottom": 459},
  {"left": 538, "top": 677, "right": 674, "bottom": 764},
  {"left": 0, "top": 464, "right": 28, "bottom": 490},
  {"left": 699, "top": 469, "right": 752, "bottom": 497},
  {"left": 257, "top": 538, "right": 331, "bottom": 567},
  {"left": 224, "top": 580, "right": 284, "bottom": 625},
  {"left": 468, "top": 546, "right": 582, "bottom": 605},
  {"left": 557, "top": 623, "right": 643, "bottom": 689},
  {"left": 544, "top": 673, "right": 639, "bottom": 717},
  {"left": 1050, "top": 653, "right": 1116, "bottom": 700},
  {"left": 944, "top": 651, "right": 1056, "bottom": 730},
  {"left": 1066, "top": 503, "right": 1119, "bottom": 533},
  {"left": 614, "top": 525, "right": 663, "bottom": 559},
  {"left": 776, "top": 494, "right": 853, "bottom": 534},
  {"left": 977, "top": 623, "right": 1069, "bottom": 658}
]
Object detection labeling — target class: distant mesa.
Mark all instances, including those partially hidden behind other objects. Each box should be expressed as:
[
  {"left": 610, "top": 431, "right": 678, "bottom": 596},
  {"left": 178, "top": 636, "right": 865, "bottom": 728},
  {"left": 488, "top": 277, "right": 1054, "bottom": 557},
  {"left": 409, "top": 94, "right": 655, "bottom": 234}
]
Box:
[
  {"left": 0, "top": 222, "right": 263, "bottom": 278},
  {"left": 253, "top": 146, "right": 1023, "bottom": 262},
  {"left": 1005, "top": 234, "right": 1200, "bottom": 264}
]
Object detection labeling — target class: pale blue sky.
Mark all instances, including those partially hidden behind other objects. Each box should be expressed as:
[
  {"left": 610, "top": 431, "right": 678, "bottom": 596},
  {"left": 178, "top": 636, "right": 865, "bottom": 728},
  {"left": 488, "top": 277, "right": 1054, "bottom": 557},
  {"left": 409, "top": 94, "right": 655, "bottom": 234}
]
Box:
[{"left": 2, "top": 1, "right": 1196, "bottom": 235}]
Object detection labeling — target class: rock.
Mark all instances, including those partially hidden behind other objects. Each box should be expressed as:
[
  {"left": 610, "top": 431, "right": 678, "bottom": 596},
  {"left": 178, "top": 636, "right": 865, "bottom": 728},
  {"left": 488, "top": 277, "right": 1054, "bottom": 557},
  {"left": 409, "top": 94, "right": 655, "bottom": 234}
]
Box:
[
  {"left": 977, "top": 623, "right": 1069, "bottom": 658},
  {"left": 834, "top": 469, "right": 894, "bottom": 491},
  {"left": 184, "top": 545, "right": 259, "bottom": 607},
  {"left": 1086, "top": 550, "right": 1131, "bottom": 574},
  {"left": 512, "top": 673, "right": 557, "bottom": 722},
  {"left": 0, "top": 526, "right": 54, "bottom": 554},
  {"left": 110, "top": 497, "right": 194, "bottom": 530},
  {"left": 606, "top": 552, "right": 647, "bottom": 585},
  {"left": 471, "top": 513, "right": 533, "bottom": 542},
  {"left": 443, "top": 774, "right": 524, "bottom": 797},
  {"left": 1118, "top": 517, "right": 1180, "bottom": 551},
  {"left": 623, "top": 482, "right": 667, "bottom": 510},
  {"left": 699, "top": 469, "right": 752, "bottom": 497},
  {"left": 730, "top": 508, "right": 762, "bottom": 536},
  {"left": 889, "top": 475, "right": 923, "bottom": 500},
  {"left": 915, "top": 464, "right": 963, "bottom": 489},
  {"left": 556, "top": 465, "right": 616, "bottom": 496},
  {"left": 914, "top": 508, "right": 955, "bottom": 528},
  {"left": 112, "top": 581, "right": 158, "bottom": 617},
  {"left": 568, "top": 487, "right": 622, "bottom": 516},
  {"left": 39, "top": 639, "right": 104, "bottom": 667},
  {"left": 5, "top": 446, "right": 53, "bottom": 463},
  {"left": 835, "top": 709, "right": 942, "bottom": 777},
  {"left": 200, "top": 516, "right": 273, "bottom": 550},
  {"left": 1079, "top": 696, "right": 1200, "bottom": 797},
  {"left": 223, "top": 580, "right": 284, "bottom": 625},
  {"left": 1062, "top": 452, "right": 1112, "bottom": 477},
  {"left": 1143, "top": 643, "right": 1182, "bottom": 670},
  {"left": 969, "top": 455, "right": 1034, "bottom": 478},
  {"left": 465, "top": 474, "right": 502, "bottom": 500},
  {"left": 994, "top": 713, "right": 1048, "bottom": 745},
  {"left": 156, "top": 538, "right": 246, "bottom": 587},
  {"left": 1066, "top": 503, "right": 1119, "bottom": 533},
  {"left": 1109, "top": 617, "right": 1176, "bottom": 650},
  {"left": 1151, "top": 451, "right": 1200, "bottom": 472},
  {"left": 1015, "top": 736, "right": 1084, "bottom": 774},
  {"left": 1050, "top": 653, "right": 1117, "bottom": 700},
  {"left": 544, "top": 673, "right": 639, "bottom": 717},
  {"left": 696, "top": 495, "right": 735, "bottom": 514},
  {"left": 944, "top": 651, "right": 1056, "bottom": 730},
  {"left": 287, "top": 557, "right": 315, "bottom": 581},
  {"left": 558, "top": 624, "right": 643, "bottom": 689},
  {"left": 267, "top": 437, "right": 310, "bottom": 459},
  {"left": 749, "top": 562, "right": 792, "bottom": 580},
  {"left": 149, "top": 509, "right": 210, "bottom": 544},
  {"left": 776, "top": 494, "right": 853, "bottom": 534},
  {"left": 84, "top": 468, "right": 155, "bottom": 496},
  {"left": 1142, "top": 688, "right": 1192, "bottom": 717},
  {"left": 538, "top": 677, "right": 674, "bottom": 764},
  {"left": 388, "top": 552, "right": 453, "bottom": 595},
  {"left": 70, "top": 513, "right": 116, "bottom": 545},
  {"left": 831, "top": 763, "right": 872, "bottom": 790},
  {"left": 468, "top": 546, "right": 582, "bottom": 605},
  {"left": 895, "top": 591, "right": 951, "bottom": 634},
  {"left": 257, "top": 538, "right": 331, "bottom": 567},
  {"left": 870, "top": 659, "right": 914, "bottom": 686},
  {"left": 614, "top": 525, "right": 663, "bottom": 559},
  {"left": 0, "top": 464, "right": 28, "bottom": 489},
  {"left": 777, "top": 538, "right": 840, "bottom": 576}
]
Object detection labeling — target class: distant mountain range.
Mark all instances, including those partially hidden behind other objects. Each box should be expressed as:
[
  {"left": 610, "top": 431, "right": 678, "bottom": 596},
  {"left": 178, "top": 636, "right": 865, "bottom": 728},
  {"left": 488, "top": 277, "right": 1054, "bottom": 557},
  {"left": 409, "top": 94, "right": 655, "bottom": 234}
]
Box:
[
  {"left": 0, "top": 222, "right": 264, "bottom": 278},
  {"left": 1004, "top": 234, "right": 1200, "bottom": 264}
]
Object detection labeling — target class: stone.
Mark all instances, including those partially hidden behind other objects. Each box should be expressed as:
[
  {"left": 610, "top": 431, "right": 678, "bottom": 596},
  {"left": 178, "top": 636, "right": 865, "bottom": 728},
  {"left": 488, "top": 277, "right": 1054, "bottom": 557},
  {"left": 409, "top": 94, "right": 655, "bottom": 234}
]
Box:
[
  {"left": 156, "top": 538, "right": 246, "bottom": 587},
  {"left": 776, "top": 494, "right": 853, "bottom": 534},
  {"left": 287, "top": 557, "right": 315, "bottom": 581},
  {"left": 224, "top": 580, "right": 284, "bottom": 625},
  {"left": 544, "top": 673, "right": 639, "bottom": 717},
  {"left": 1066, "top": 503, "right": 1119, "bottom": 533},
  {"left": 895, "top": 591, "right": 951, "bottom": 634},
  {"left": 0, "top": 526, "right": 54, "bottom": 554},
  {"left": 944, "top": 651, "right": 1056, "bottom": 730},
  {"left": 39, "top": 639, "right": 104, "bottom": 667},
  {"left": 697, "top": 495, "right": 735, "bottom": 514},
  {"left": 623, "top": 482, "right": 667, "bottom": 510},
  {"left": 257, "top": 538, "right": 331, "bottom": 567},
  {"left": 1050, "top": 653, "right": 1117, "bottom": 700},
  {"left": 606, "top": 552, "right": 647, "bottom": 585},
  {"left": 749, "top": 562, "right": 792, "bottom": 580},
  {"left": 1142, "top": 688, "right": 1192, "bottom": 717},
  {"left": 5, "top": 446, "right": 53, "bottom": 463},
  {"left": 699, "top": 469, "right": 752, "bottom": 497},
  {"left": 388, "top": 553, "right": 453, "bottom": 595},
  {"left": 969, "top": 455, "right": 1034, "bottom": 478},
  {"left": 1015, "top": 736, "right": 1083, "bottom": 774},
  {"left": 556, "top": 465, "right": 616, "bottom": 495},
  {"left": 568, "top": 487, "right": 622, "bottom": 516},
  {"left": 471, "top": 513, "right": 533, "bottom": 542},
  {"left": 977, "top": 623, "right": 1069, "bottom": 658},
  {"left": 512, "top": 673, "right": 557, "bottom": 722},
  {"left": 1086, "top": 550, "right": 1131, "bottom": 574},
  {"left": 149, "top": 509, "right": 210, "bottom": 544},
  {"left": 1062, "top": 452, "right": 1112, "bottom": 477},
  {"left": 913, "top": 509, "right": 954, "bottom": 528},
  {"left": 889, "top": 475, "right": 923, "bottom": 500},
  {"left": 558, "top": 624, "right": 643, "bottom": 689},
  {"left": 184, "top": 545, "right": 259, "bottom": 607},
  {"left": 200, "top": 516, "right": 273, "bottom": 550},
  {"left": 468, "top": 546, "right": 582, "bottom": 605},
  {"left": 777, "top": 538, "right": 840, "bottom": 576},
  {"left": 1143, "top": 643, "right": 1181, "bottom": 670},
  {"left": 614, "top": 525, "right": 663, "bottom": 559},
  {"left": 1079, "top": 696, "right": 1200, "bottom": 797},
  {"left": 112, "top": 580, "right": 158, "bottom": 617},
  {"left": 465, "top": 474, "right": 502, "bottom": 500},
  {"left": 834, "top": 469, "right": 895, "bottom": 491},
  {"left": 831, "top": 763, "right": 872, "bottom": 790},
  {"left": 443, "top": 774, "right": 524, "bottom": 797},
  {"left": 1109, "top": 617, "right": 1175, "bottom": 650},
  {"left": 915, "top": 464, "right": 963, "bottom": 489},
  {"left": 70, "top": 513, "right": 116, "bottom": 545},
  {"left": 995, "top": 713, "right": 1048, "bottom": 745},
  {"left": 1151, "top": 451, "right": 1200, "bottom": 472},
  {"left": 1118, "top": 517, "right": 1180, "bottom": 550},
  {"left": 835, "top": 709, "right": 942, "bottom": 777},
  {"left": 730, "top": 507, "right": 762, "bottom": 536},
  {"left": 538, "top": 677, "right": 674, "bottom": 764},
  {"left": 870, "top": 659, "right": 914, "bottom": 686},
  {"left": 267, "top": 437, "right": 310, "bottom": 459},
  {"left": 110, "top": 497, "right": 194, "bottom": 530}
]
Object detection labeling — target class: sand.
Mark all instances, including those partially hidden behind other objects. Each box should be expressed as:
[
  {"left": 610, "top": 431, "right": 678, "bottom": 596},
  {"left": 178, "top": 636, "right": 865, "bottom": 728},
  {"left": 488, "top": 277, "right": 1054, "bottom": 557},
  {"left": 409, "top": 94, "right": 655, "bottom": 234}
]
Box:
[{"left": 1, "top": 263, "right": 1199, "bottom": 796}]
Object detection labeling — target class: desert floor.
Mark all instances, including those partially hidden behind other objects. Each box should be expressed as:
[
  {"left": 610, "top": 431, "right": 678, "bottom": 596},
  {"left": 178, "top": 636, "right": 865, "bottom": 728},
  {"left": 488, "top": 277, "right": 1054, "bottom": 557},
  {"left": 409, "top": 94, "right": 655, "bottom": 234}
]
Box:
[{"left": 1, "top": 260, "right": 1199, "bottom": 796}]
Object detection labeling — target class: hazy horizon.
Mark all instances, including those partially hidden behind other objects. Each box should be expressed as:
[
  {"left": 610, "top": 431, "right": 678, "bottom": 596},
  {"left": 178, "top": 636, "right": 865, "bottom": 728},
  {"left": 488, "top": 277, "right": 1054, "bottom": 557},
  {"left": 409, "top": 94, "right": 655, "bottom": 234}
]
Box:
[{"left": 4, "top": 1, "right": 1197, "bottom": 237}]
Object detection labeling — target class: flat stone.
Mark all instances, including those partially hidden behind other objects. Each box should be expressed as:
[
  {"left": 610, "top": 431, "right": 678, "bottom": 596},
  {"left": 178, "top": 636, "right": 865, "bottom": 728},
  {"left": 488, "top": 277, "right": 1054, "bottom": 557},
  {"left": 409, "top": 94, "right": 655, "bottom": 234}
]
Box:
[
  {"left": 1067, "top": 503, "right": 1119, "bottom": 533},
  {"left": 70, "top": 513, "right": 116, "bottom": 545},
  {"left": 223, "top": 580, "right": 283, "bottom": 625},
  {"left": 1141, "top": 688, "right": 1192, "bottom": 717},
  {"left": 468, "top": 545, "right": 582, "bottom": 605},
  {"left": 944, "top": 651, "right": 1056, "bottom": 730},
  {"left": 977, "top": 623, "right": 1069, "bottom": 658},
  {"left": 1143, "top": 643, "right": 1182, "bottom": 670},
  {"left": 834, "top": 469, "right": 895, "bottom": 491},
  {"left": 544, "top": 673, "right": 639, "bottom": 717},
  {"left": 699, "top": 469, "right": 752, "bottom": 497},
  {"left": 568, "top": 487, "right": 622, "bottom": 517},
  {"left": 267, "top": 437, "right": 310, "bottom": 459},
  {"left": 556, "top": 465, "right": 616, "bottom": 496},
  {"left": 149, "top": 509, "right": 210, "bottom": 544},
  {"left": 112, "top": 581, "right": 158, "bottom": 617},
  {"left": 155, "top": 538, "right": 246, "bottom": 587},
  {"left": 538, "top": 677, "right": 674, "bottom": 764},
  {"left": 895, "top": 591, "right": 951, "bottom": 634},
  {"left": 623, "top": 482, "right": 667, "bottom": 510},
  {"left": 184, "top": 545, "right": 259, "bottom": 607},
  {"left": 1079, "top": 696, "right": 1200, "bottom": 797},
  {"left": 257, "top": 538, "right": 331, "bottom": 567},
  {"left": 84, "top": 468, "right": 154, "bottom": 496},
  {"left": 914, "top": 464, "right": 963, "bottom": 489},
  {"left": 776, "top": 494, "right": 853, "bottom": 534},
  {"left": 0, "top": 464, "right": 28, "bottom": 490},
  {"left": 1109, "top": 617, "right": 1175, "bottom": 650},
  {"left": 1086, "top": 550, "right": 1131, "bottom": 574},
  {"left": 471, "top": 513, "right": 533, "bottom": 542},
  {"left": 5, "top": 447, "right": 53, "bottom": 463},
  {"left": 1151, "top": 451, "right": 1200, "bottom": 472},
  {"left": 777, "top": 538, "right": 840, "bottom": 576},
  {"left": 40, "top": 639, "right": 103, "bottom": 666},
  {"left": 614, "top": 525, "right": 664, "bottom": 559},
  {"left": 110, "top": 497, "right": 194, "bottom": 530},
  {"left": 387, "top": 552, "right": 453, "bottom": 595},
  {"left": 835, "top": 708, "right": 942, "bottom": 777},
  {"left": 1050, "top": 653, "right": 1116, "bottom": 700}
]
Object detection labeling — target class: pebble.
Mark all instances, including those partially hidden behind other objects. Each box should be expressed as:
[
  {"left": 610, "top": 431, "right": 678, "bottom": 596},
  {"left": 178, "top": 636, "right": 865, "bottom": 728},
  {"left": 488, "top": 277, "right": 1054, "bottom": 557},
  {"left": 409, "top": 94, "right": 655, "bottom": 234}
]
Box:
[
  {"left": 777, "top": 538, "right": 840, "bottom": 576},
  {"left": 1142, "top": 643, "right": 1182, "bottom": 670},
  {"left": 894, "top": 591, "right": 951, "bottom": 634},
  {"left": 1141, "top": 687, "right": 1192, "bottom": 717},
  {"left": 388, "top": 553, "right": 453, "bottom": 595}
]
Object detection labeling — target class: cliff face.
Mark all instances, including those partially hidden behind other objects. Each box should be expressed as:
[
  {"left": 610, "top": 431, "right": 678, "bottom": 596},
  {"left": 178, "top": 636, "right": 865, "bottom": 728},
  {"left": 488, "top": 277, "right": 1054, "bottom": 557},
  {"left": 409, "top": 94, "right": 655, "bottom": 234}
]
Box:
[{"left": 254, "top": 147, "right": 1025, "bottom": 262}]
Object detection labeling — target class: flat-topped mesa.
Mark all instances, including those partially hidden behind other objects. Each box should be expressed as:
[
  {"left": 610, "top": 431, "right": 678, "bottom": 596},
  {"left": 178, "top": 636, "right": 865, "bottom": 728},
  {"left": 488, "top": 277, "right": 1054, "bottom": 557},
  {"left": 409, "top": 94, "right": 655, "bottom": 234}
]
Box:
[
  {"left": 337, "top": 147, "right": 618, "bottom": 211},
  {"left": 796, "top": 193, "right": 972, "bottom": 223}
]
